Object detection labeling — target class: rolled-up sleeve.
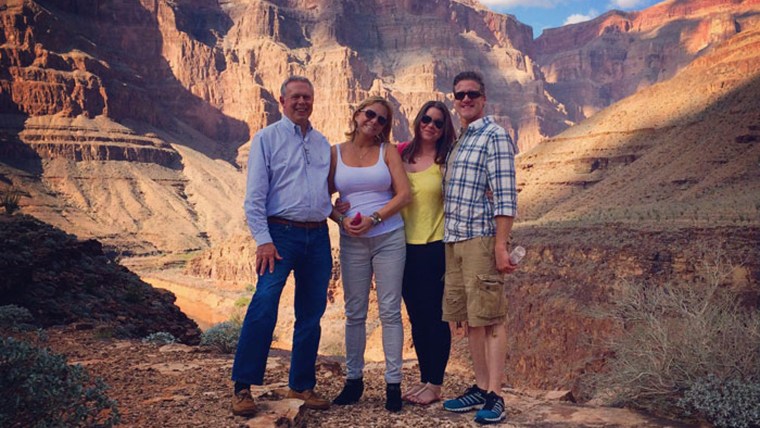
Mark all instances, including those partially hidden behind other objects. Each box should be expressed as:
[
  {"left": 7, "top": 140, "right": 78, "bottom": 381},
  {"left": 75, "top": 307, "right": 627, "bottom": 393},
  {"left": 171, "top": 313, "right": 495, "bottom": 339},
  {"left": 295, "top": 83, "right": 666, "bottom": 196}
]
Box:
[
  {"left": 486, "top": 129, "right": 517, "bottom": 218},
  {"left": 244, "top": 133, "right": 272, "bottom": 245}
]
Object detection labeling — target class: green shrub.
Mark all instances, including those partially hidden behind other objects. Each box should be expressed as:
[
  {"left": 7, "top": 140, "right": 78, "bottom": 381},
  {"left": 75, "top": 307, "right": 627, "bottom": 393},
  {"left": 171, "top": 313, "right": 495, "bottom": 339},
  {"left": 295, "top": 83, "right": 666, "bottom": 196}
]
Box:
[
  {"left": 230, "top": 295, "right": 252, "bottom": 325},
  {"left": 234, "top": 296, "right": 251, "bottom": 308},
  {"left": 0, "top": 336, "right": 120, "bottom": 427},
  {"left": 587, "top": 250, "right": 760, "bottom": 420},
  {"left": 141, "top": 331, "right": 177, "bottom": 345},
  {"left": 0, "top": 305, "right": 35, "bottom": 331},
  {"left": 200, "top": 321, "right": 241, "bottom": 353},
  {"left": 679, "top": 375, "right": 760, "bottom": 428}
]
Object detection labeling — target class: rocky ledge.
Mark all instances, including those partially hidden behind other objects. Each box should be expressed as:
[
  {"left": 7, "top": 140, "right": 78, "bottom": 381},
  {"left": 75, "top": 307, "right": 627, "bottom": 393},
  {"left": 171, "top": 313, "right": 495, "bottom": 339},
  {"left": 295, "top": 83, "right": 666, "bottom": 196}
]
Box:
[{"left": 0, "top": 214, "right": 201, "bottom": 343}]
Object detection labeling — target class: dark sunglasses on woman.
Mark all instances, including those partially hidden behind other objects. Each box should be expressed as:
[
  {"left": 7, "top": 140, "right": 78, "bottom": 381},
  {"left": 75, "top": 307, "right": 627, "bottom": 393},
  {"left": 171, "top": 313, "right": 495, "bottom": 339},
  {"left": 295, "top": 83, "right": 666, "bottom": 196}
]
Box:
[
  {"left": 453, "top": 90, "right": 483, "bottom": 101},
  {"left": 420, "top": 115, "right": 444, "bottom": 130},
  {"left": 362, "top": 109, "right": 388, "bottom": 126}
]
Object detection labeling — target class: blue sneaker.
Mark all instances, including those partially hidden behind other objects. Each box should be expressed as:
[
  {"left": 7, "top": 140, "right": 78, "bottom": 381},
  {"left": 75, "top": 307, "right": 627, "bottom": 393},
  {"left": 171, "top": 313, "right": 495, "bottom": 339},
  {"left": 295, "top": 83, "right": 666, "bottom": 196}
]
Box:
[
  {"left": 443, "top": 385, "right": 486, "bottom": 413},
  {"left": 474, "top": 392, "right": 506, "bottom": 424}
]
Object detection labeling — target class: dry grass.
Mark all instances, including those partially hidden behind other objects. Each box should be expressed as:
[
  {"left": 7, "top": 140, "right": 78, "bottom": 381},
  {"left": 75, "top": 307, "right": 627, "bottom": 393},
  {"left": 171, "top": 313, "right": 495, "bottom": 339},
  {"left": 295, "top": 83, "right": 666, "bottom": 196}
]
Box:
[
  {"left": 0, "top": 187, "right": 21, "bottom": 215},
  {"left": 587, "top": 246, "right": 760, "bottom": 416}
]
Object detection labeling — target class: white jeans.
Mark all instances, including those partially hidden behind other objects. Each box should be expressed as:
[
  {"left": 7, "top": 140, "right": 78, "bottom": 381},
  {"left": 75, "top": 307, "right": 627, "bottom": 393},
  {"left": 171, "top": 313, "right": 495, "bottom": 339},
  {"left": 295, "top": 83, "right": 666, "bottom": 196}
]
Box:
[{"left": 340, "top": 227, "right": 406, "bottom": 383}]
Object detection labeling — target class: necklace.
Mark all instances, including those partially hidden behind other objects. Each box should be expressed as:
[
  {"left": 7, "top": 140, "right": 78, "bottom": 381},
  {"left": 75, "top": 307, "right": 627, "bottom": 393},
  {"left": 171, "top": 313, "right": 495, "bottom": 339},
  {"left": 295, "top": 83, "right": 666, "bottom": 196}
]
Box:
[{"left": 353, "top": 141, "right": 372, "bottom": 160}]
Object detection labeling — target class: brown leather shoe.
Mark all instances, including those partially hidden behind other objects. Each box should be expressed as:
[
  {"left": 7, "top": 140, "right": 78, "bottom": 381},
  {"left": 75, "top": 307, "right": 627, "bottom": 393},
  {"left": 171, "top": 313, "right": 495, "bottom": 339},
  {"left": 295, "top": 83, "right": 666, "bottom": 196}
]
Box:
[
  {"left": 287, "top": 388, "right": 331, "bottom": 410},
  {"left": 232, "top": 389, "right": 257, "bottom": 416}
]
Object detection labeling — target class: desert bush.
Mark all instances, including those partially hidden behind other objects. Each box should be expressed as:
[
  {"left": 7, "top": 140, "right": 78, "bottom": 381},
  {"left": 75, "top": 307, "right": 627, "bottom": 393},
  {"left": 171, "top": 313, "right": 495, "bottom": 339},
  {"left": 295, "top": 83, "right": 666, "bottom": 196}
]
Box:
[
  {"left": 0, "top": 188, "right": 21, "bottom": 215},
  {"left": 142, "top": 331, "right": 177, "bottom": 345},
  {"left": 200, "top": 321, "right": 241, "bottom": 353},
  {"left": 679, "top": 375, "right": 760, "bottom": 428},
  {"left": 588, "top": 249, "right": 760, "bottom": 423},
  {"left": 0, "top": 305, "right": 35, "bottom": 332},
  {"left": 0, "top": 336, "right": 120, "bottom": 427},
  {"left": 234, "top": 296, "right": 251, "bottom": 308}
]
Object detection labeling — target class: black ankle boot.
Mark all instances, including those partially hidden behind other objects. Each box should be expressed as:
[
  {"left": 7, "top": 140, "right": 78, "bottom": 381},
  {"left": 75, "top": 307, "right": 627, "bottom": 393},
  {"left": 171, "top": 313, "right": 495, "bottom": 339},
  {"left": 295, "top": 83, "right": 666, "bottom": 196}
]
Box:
[
  {"left": 333, "top": 377, "right": 364, "bottom": 405},
  {"left": 385, "top": 383, "right": 402, "bottom": 412}
]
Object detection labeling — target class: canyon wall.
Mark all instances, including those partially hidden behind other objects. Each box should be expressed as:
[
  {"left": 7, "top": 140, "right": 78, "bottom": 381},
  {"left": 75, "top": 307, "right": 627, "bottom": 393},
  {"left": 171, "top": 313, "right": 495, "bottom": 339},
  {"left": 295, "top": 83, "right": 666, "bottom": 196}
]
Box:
[
  {"left": 533, "top": 0, "right": 760, "bottom": 123},
  {"left": 519, "top": 26, "right": 760, "bottom": 229},
  {"left": 3, "top": 0, "right": 760, "bottom": 253}
]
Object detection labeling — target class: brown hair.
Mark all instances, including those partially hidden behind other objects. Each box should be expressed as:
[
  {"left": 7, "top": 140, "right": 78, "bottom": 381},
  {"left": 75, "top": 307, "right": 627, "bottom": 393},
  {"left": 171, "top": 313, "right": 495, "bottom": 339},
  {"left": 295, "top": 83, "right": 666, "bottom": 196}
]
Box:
[
  {"left": 345, "top": 96, "right": 394, "bottom": 143},
  {"left": 401, "top": 101, "right": 455, "bottom": 165},
  {"left": 453, "top": 70, "right": 486, "bottom": 97}
]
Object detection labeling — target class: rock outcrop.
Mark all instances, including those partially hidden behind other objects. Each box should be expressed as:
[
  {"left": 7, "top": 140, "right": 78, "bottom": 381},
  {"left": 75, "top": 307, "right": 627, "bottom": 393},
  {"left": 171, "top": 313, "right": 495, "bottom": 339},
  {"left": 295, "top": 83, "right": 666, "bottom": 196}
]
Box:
[
  {"left": 533, "top": 0, "right": 760, "bottom": 123},
  {"left": 519, "top": 26, "right": 760, "bottom": 228},
  {"left": 0, "top": 214, "right": 201, "bottom": 344}
]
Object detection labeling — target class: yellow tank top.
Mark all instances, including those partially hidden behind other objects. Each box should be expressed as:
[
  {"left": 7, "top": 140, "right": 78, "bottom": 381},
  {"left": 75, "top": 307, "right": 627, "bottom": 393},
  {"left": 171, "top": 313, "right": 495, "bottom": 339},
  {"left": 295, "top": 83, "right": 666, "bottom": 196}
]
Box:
[{"left": 401, "top": 164, "right": 444, "bottom": 244}]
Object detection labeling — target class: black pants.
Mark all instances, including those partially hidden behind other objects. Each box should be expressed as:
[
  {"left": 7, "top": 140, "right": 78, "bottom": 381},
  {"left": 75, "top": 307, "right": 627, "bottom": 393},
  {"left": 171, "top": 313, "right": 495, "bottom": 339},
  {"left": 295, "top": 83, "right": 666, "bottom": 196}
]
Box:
[{"left": 402, "top": 240, "right": 451, "bottom": 385}]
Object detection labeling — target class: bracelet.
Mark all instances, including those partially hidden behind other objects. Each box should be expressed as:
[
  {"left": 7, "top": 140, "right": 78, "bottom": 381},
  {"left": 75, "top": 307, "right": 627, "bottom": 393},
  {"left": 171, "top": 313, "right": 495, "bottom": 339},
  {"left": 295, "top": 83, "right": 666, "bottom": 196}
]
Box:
[{"left": 370, "top": 212, "right": 382, "bottom": 226}]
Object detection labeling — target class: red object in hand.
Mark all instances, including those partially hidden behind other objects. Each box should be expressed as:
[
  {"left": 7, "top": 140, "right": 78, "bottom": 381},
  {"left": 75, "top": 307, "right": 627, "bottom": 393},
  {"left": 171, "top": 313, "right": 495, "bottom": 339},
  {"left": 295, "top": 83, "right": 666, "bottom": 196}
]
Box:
[{"left": 350, "top": 212, "right": 362, "bottom": 225}]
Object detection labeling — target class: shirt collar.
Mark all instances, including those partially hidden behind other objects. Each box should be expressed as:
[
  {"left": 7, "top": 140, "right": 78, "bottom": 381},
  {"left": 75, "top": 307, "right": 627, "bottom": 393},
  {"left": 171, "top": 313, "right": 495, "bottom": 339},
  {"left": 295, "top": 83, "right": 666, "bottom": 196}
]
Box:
[
  {"left": 279, "top": 115, "right": 313, "bottom": 136},
  {"left": 465, "top": 115, "right": 492, "bottom": 131}
]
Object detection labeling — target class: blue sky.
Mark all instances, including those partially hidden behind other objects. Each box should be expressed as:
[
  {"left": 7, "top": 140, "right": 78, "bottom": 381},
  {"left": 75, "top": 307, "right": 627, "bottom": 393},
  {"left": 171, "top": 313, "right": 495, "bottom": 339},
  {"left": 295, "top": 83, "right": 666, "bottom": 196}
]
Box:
[{"left": 481, "top": 0, "right": 661, "bottom": 37}]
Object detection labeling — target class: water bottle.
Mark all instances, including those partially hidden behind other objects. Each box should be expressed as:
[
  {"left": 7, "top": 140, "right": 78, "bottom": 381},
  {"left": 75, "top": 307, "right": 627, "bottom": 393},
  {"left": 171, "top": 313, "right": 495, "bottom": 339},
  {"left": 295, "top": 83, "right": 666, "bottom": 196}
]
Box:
[{"left": 509, "top": 246, "right": 526, "bottom": 265}]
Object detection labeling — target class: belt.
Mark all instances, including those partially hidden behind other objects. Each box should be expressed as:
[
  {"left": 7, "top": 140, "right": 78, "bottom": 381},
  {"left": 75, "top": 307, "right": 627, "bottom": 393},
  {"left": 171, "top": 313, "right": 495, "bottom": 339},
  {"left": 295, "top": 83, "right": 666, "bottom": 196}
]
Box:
[{"left": 267, "top": 216, "right": 326, "bottom": 229}]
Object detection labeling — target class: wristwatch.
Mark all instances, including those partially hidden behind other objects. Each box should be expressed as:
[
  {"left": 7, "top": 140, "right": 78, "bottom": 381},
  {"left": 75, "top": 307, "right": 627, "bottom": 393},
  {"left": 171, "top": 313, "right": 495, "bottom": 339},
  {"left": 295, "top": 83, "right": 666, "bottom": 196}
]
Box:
[
  {"left": 337, "top": 214, "right": 347, "bottom": 228},
  {"left": 370, "top": 212, "right": 382, "bottom": 226}
]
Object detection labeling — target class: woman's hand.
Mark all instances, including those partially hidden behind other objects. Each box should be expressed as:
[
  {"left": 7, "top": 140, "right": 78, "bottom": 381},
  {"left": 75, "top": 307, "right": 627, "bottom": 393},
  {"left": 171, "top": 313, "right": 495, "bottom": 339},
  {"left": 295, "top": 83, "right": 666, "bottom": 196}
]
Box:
[{"left": 343, "top": 215, "right": 374, "bottom": 237}]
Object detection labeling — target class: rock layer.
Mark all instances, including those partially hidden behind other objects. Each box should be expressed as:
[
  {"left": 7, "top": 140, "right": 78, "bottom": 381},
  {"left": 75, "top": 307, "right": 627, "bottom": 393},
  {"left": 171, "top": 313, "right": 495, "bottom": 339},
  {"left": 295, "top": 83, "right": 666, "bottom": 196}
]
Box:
[
  {"left": 519, "top": 26, "right": 760, "bottom": 228},
  {"left": 533, "top": 0, "right": 760, "bottom": 123}
]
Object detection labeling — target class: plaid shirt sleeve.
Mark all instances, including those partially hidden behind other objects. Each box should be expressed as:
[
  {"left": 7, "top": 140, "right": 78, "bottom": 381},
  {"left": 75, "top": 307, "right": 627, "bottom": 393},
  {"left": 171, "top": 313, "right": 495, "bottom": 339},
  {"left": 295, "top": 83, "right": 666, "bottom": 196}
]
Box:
[{"left": 486, "top": 125, "right": 517, "bottom": 218}]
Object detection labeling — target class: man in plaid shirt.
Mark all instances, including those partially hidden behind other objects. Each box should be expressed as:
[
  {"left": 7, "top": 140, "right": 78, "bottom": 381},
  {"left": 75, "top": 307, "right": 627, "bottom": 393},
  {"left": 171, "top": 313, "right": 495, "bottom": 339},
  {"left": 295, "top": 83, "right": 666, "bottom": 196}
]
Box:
[{"left": 441, "top": 71, "right": 518, "bottom": 425}]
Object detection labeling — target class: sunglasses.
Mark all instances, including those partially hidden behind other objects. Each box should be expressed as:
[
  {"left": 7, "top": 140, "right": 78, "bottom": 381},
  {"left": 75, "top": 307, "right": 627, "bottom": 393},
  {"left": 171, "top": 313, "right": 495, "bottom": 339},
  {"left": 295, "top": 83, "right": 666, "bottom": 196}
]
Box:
[
  {"left": 420, "top": 115, "right": 444, "bottom": 130},
  {"left": 361, "top": 109, "right": 388, "bottom": 126},
  {"left": 453, "top": 90, "right": 483, "bottom": 101}
]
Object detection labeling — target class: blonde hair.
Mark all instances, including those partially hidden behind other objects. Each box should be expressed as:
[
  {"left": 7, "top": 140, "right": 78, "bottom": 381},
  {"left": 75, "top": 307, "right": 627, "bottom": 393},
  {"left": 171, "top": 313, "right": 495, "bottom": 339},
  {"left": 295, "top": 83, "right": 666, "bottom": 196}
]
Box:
[{"left": 345, "top": 96, "right": 393, "bottom": 143}]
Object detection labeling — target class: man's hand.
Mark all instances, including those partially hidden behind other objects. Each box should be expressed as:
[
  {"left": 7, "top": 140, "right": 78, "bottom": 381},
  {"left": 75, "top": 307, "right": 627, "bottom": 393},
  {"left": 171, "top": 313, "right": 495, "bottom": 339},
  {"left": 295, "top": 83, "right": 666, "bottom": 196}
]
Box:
[
  {"left": 335, "top": 197, "right": 351, "bottom": 214},
  {"left": 256, "top": 243, "right": 282, "bottom": 275},
  {"left": 495, "top": 245, "right": 517, "bottom": 274}
]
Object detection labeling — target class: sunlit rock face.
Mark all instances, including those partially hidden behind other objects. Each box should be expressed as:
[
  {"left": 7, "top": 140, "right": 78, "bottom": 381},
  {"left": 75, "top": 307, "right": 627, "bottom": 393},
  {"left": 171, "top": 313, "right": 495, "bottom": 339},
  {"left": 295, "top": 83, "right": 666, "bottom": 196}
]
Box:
[
  {"left": 0, "top": 0, "right": 569, "bottom": 252},
  {"left": 1, "top": 0, "right": 759, "bottom": 255},
  {"left": 532, "top": 0, "right": 760, "bottom": 123}
]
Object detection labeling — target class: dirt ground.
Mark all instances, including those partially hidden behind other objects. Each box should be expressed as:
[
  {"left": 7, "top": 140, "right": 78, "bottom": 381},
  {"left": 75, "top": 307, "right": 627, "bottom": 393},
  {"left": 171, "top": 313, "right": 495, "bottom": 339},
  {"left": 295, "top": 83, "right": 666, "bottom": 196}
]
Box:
[{"left": 40, "top": 326, "right": 685, "bottom": 428}]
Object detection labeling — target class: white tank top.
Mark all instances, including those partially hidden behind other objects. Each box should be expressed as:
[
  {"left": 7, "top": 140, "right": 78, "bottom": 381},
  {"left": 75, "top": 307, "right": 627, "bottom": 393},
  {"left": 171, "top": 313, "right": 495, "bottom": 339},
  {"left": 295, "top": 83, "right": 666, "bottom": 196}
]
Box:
[{"left": 335, "top": 143, "right": 404, "bottom": 238}]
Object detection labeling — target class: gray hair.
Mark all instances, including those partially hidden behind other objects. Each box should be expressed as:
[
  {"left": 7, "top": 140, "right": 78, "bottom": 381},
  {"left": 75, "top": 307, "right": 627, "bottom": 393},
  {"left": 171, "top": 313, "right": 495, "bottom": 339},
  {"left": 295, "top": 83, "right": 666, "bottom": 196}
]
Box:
[{"left": 280, "top": 76, "right": 313, "bottom": 97}]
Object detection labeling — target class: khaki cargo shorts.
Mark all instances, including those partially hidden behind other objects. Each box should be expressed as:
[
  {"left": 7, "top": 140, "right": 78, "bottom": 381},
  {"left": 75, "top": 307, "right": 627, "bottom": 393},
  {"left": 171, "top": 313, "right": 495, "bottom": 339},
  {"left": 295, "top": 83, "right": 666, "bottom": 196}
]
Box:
[{"left": 442, "top": 237, "right": 507, "bottom": 327}]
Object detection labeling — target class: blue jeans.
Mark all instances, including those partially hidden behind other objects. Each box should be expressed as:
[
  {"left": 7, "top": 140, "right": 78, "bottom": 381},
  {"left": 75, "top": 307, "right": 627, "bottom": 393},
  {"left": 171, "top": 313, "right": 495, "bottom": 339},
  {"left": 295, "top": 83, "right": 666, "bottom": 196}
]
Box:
[
  {"left": 231, "top": 222, "right": 332, "bottom": 391},
  {"left": 340, "top": 227, "right": 406, "bottom": 383}
]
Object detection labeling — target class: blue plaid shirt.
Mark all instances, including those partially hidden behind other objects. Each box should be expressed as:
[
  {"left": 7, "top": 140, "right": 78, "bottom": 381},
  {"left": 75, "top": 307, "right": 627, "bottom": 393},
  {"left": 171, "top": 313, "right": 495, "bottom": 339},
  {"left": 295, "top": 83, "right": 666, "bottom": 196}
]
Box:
[{"left": 443, "top": 116, "right": 518, "bottom": 243}]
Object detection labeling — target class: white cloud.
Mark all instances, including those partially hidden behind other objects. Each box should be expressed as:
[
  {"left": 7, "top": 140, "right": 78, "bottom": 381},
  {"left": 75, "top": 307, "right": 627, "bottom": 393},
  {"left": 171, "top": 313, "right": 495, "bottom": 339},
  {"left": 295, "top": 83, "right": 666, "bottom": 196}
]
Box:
[
  {"left": 609, "top": 0, "right": 646, "bottom": 9},
  {"left": 563, "top": 8, "right": 599, "bottom": 25}
]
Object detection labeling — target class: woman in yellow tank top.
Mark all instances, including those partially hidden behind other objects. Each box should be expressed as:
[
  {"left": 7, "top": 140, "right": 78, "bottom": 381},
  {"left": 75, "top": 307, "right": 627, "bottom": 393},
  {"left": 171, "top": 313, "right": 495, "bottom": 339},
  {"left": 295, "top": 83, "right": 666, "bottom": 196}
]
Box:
[{"left": 398, "top": 101, "right": 456, "bottom": 405}]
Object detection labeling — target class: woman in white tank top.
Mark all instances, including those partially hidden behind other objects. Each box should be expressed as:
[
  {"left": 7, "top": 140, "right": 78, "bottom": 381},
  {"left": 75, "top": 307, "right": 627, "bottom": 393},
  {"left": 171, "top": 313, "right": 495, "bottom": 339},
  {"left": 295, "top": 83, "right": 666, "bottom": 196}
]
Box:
[{"left": 327, "top": 96, "right": 411, "bottom": 412}]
